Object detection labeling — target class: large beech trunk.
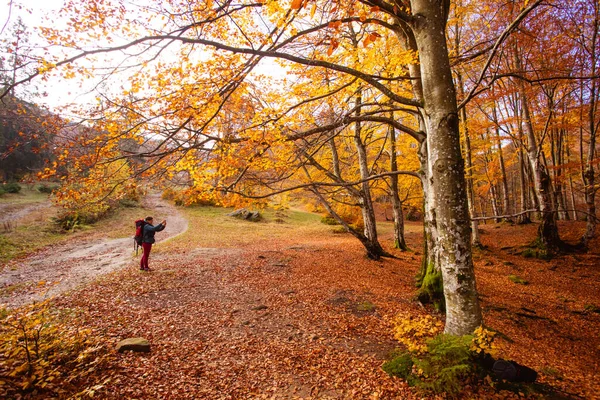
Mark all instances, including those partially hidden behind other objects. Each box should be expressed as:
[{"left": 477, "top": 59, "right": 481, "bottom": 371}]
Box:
[
  {"left": 394, "top": 24, "right": 444, "bottom": 304},
  {"left": 410, "top": 0, "right": 482, "bottom": 335},
  {"left": 417, "top": 142, "right": 444, "bottom": 308}
]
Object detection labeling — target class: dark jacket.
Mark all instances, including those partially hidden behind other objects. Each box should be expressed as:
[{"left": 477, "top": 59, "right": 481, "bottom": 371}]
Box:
[{"left": 142, "top": 223, "right": 165, "bottom": 244}]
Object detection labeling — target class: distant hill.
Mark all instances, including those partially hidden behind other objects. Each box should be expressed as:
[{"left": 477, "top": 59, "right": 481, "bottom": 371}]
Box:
[{"left": 0, "top": 94, "right": 58, "bottom": 181}]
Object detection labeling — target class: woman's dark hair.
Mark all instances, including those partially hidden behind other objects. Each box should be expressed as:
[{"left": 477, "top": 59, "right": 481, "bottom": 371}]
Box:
[{"left": 145, "top": 216, "right": 154, "bottom": 222}]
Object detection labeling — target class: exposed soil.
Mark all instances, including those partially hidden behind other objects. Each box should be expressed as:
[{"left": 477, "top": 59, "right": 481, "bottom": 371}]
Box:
[{"left": 0, "top": 194, "right": 188, "bottom": 308}]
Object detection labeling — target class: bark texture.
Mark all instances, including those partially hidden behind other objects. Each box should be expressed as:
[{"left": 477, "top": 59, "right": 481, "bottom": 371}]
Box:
[
  {"left": 410, "top": 0, "right": 482, "bottom": 335},
  {"left": 388, "top": 120, "right": 408, "bottom": 251}
]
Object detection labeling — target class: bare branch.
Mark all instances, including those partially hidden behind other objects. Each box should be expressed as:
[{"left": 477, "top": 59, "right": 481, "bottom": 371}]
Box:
[{"left": 458, "top": 0, "right": 545, "bottom": 110}]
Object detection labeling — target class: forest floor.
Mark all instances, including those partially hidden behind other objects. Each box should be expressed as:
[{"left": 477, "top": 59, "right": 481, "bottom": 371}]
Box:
[{"left": 0, "top": 196, "right": 599, "bottom": 399}]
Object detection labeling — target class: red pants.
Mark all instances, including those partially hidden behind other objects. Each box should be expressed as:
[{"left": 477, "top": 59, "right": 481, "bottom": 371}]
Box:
[{"left": 140, "top": 242, "right": 153, "bottom": 270}]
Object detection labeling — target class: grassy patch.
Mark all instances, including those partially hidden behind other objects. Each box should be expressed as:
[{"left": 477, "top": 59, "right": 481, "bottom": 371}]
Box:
[
  {"left": 583, "top": 304, "right": 600, "bottom": 314},
  {"left": 508, "top": 275, "right": 529, "bottom": 285},
  {"left": 356, "top": 300, "right": 376, "bottom": 312},
  {"left": 0, "top": 282, "right": 29, "bottom": 297},
  {"left": 521, "top": 239, "right": 552, "bottom": 260},
  {"left": 320, "top": 216, "right": 339, "bottom": 225},
  {"left": 164, "top": 206, "right": 329, "bottom": 252},
  {"left": 0, "top": 186, "right": 50, "bottom": 205},
  {"left": 0, "top": 222, "right": 64, "bottom": 263}
]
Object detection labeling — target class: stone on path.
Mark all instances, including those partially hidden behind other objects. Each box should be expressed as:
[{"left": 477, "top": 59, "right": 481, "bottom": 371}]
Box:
[{"left": 116, "top": 337, "right": 151, "bottom": 353}]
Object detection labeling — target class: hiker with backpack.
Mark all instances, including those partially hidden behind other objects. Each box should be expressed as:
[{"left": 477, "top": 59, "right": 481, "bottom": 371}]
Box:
[{"left": 136, "top": 216, "right": 166, "bottom": 271}]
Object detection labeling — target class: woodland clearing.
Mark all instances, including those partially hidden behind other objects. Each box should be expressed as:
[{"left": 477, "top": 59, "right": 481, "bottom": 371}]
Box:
[{"left": 0, "top": 196, "right": 599, "bottom": 399}]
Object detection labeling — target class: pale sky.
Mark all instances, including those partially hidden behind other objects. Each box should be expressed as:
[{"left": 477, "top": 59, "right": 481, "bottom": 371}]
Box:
[
  {"left": 2, "top": 0, "right": 287, "bottom": 115},
  {"left": 2, "top": 0, "right": 90, "bottom": 112}
]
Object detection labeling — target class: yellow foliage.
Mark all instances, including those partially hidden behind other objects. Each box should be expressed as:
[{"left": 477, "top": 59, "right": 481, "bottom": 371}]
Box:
[
  {"left": 0, "top": 301, "right": 108, "bottom": 397},
  {"left": 52, "top": 159, "right": 137, "bottom": 226},
  {"left": 470, "top": 326, "right": 500, "bottom": 357},
  {"left": 391, "top": 314, "right": 444, "bottom": 354}
]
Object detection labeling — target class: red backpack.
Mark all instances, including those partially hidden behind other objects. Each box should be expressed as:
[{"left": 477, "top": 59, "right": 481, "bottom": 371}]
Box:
[{"left": 134, "top": 219, "right": 147, "bottom": 254}]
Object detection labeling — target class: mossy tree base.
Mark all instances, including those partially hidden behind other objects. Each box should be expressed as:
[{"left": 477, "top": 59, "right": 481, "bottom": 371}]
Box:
[{"left": 416, "top": 261, "right": 445, "bottom": 312}]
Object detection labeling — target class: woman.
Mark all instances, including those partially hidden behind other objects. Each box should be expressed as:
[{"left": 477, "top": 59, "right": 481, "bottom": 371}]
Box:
[{"left": 140, "top": 216, "right": 166, "bottom": 271}]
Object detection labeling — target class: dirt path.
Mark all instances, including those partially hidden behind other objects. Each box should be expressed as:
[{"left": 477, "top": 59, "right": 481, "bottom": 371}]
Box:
[{"left": 0, "top": 194, "right": 188, "bottom": 308}]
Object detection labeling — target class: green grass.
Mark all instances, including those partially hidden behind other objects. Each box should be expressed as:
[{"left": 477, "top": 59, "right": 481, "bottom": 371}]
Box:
[
  {"left": 164, "top": 206, "right": 330, "bottom": 252},
  {"left": 509, "top": 275, "right": 529, "bottom": 285},
  {"left": 0, "top": 186, "right": 50, "bottom": 205},
  {"left": 0, "top": 222, "right": 64, "bottom": 263}
]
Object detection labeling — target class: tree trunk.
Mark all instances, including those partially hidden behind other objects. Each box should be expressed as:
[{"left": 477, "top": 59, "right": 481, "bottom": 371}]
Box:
[
  {"left": 569, "top": 172, "right": 578, "bottom": 221},
  {"left": 388, "top": 119, "right": 408, "bottom": 250},
  {"left": 411, "top": 0, "right": 482, "bottom": 335},
  {"left": 515, "top": 98, "right": 532, "bottom": 224},
  {"left": 493, "top": 105, "right": 512, "bottom": 221},
  {"left": 453, "top": 9, "right": 481, "bottom": 246},
  {"left": 416, "top": 142, "right": 444, "bottom": 309},
  {"left": 394, "top": 23, "right": 444, "bottom": 306},
  {"left": 481, "top": 136, "right": 501, "bottom": 222},
  {"left": 514, "top": 44, "right": 561, "bottom": 250},
  {"left": 459, "top": 85, "right": 481, "bottom": 246},
  {"left": 311, "top": 187, "right": 385, "bottom": 260},
  {"left": 582, "top": 4, "right": 598, "bottom": 245},
  {"left": 521, "top": 90, "right": 562, "bottom": 251},
  {"left": 353, "top": 89, "right": 387, "bottom": 259}
]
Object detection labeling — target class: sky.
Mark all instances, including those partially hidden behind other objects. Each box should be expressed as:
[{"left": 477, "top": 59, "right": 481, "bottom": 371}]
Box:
[
  {"left": 1, "top": 0, "right": 93, "bottom": 112},
  {"left": 1, "top": 0, "right": 288, "bottom": 116}
]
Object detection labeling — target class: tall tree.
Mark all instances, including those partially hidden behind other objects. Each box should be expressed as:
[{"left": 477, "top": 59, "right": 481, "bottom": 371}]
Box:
[{"left": 3, "top": 0, "right": 551, "bottom": 335}]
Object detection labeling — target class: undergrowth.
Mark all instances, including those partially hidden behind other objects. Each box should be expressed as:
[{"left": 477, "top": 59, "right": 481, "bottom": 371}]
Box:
[
  {"left": 383, "top": 315, "right": 500, "bottom": 396},
  {"left": 522, "top": 239, "right": 552, "bottom": 260},
  {"left": 0, "top": 300, "right": 110, "bottom": 398}
]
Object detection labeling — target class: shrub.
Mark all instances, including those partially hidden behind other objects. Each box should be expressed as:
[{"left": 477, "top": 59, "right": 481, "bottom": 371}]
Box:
[
  {"left": 161, "top": 187, "right": 179, "bottom": 201},
  {"left": 2, "top": 182, "right": 22, "bottom": 193},
  {"left": 384, "top": 317, "right": 501, "bottom": 395},
  {"left": 392, "top": 314, "right": 444, "bottom": 354},
  {"left": 36, "top": 183, "right": 58, "bottom": 194},
  {"left": 405, "top": 207, "right": 422, "bottom": 221},
  {"left": 470, "top": 326, "right": 499, "bottom": 358},
  {"left": 320, "top": 216, "right": 339, "bottom": 225},
  {"left": 0, "top": 300, "right": 109, "bottom": 398},
  {"left": 54, "top": 210, "right": 108, "bottom": 231},
  {"left": 119, "top": 198, "right": 140, "bottom": 208},
  {"left": 52, "top": 160, "right": 137, "bottom": 229},
  {"left": 382, "top": 351, "right": 414, "bottom": 380}
]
